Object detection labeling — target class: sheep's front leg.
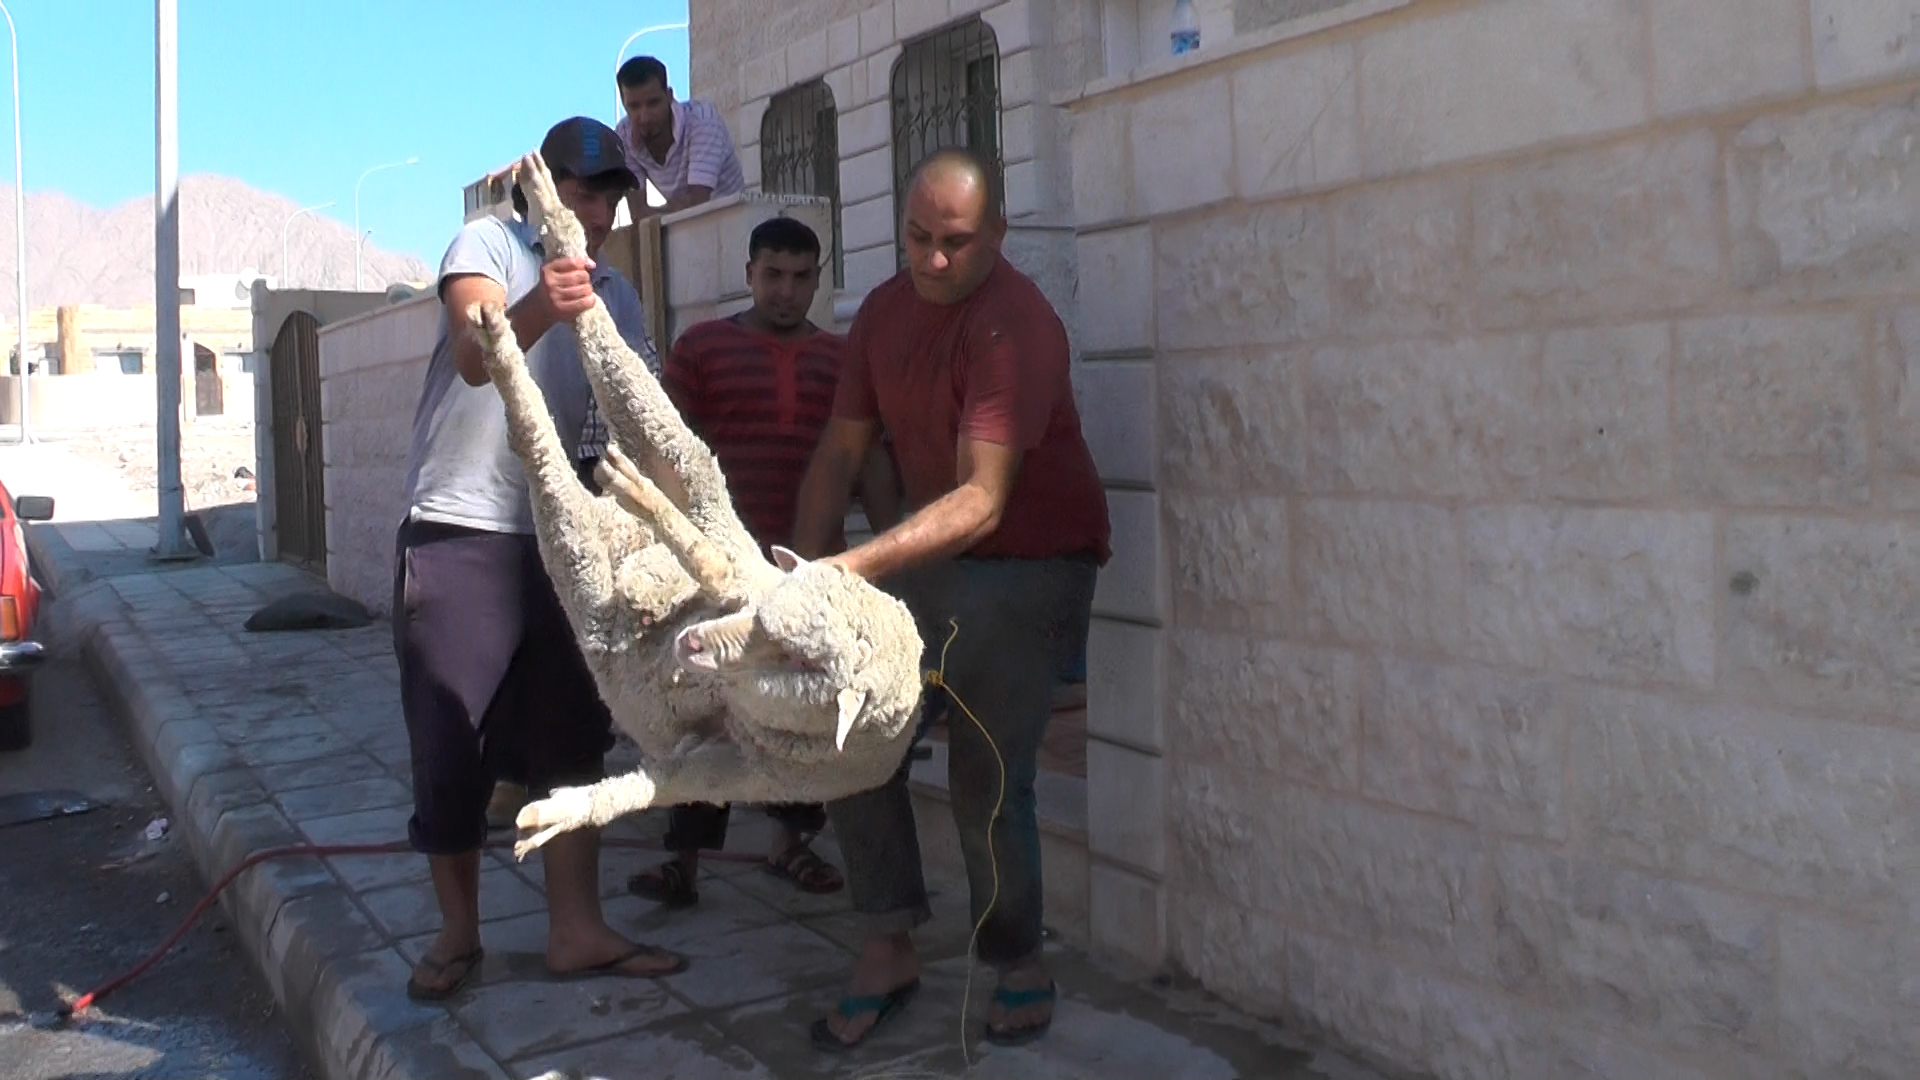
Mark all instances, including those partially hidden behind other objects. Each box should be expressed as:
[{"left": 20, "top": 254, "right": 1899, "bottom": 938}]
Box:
[
  {"left": 471, "top": 302, "right": 619, "bottom": 625},
  {"left": 512, "top": 742, "right": 787, "bottom": 859}
]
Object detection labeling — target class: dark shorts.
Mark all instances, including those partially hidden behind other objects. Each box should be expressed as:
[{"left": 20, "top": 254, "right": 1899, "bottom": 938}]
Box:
[{"left": 391, "top": 518, "right": 615, "bottom": 855}]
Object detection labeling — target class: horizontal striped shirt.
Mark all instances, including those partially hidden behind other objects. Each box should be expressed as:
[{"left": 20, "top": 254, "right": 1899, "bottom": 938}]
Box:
[
  {"left": 662, "top": 316, "right": 843, "bottom": 553},
  {"left": 615, "top": 98, "right": 746, "bottom": 204}
]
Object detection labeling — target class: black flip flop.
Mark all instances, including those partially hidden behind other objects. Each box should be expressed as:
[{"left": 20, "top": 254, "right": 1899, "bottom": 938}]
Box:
[
  {"left": 981, "top": 980, "right": 1056, "bottom": 1047},
  {"left": 404, "top": 946, "right": 484, "bottom": 1001},
  {"left": 546, "top": 942, "right": 689, "bottom": 982},
  {"left": 809, "top": 978, "right": 922, "bottom": 1053}
]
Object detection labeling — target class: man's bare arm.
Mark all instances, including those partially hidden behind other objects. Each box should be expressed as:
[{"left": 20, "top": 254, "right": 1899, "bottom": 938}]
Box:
[
  {"left": 665, "top": 185, "right": 714, "bottom": 212},
  {"left": 791, "top": 418, "right": 876, "bottom": 558},
  {"left": 444, "top": 257, "right": 596, "bottom": 386},
  {"left": 857, "top": 445, "right": 904, "bottom": 532},
  {"left": 831, "top": 436, "right": 1020, "bottom": 582}
]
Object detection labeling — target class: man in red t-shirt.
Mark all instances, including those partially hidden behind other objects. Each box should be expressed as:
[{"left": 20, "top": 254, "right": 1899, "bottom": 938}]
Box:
[
  {"left": 623, "top": 216, "right": 901, "bottom": 909},
  {"left": 792, "top": 149, "right": 1110, "bottom": 1052}
]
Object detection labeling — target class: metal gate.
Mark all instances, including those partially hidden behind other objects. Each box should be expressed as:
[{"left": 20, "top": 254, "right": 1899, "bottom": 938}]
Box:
[
  {"left": 890, "top": 16, "right": 1003, "bottom": 267},
  {"left": 269, "top": 311, "right": 326, "bottom": 569},
  {"left": 761, "top": 79, "right": 843, "bottom": 287}
]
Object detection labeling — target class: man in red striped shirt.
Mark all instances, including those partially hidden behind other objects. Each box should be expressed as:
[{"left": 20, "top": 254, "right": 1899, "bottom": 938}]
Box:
[{"left": 626, "top": 215, "right": 899, "bottom": 908}]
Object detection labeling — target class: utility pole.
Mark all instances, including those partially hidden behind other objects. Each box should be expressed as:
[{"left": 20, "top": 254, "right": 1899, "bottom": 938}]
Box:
[
  {"left": 0, "top": 1, "right": 31, "bottom": 443},
  {"left": 152, "top": 0, "right": 189, "bottom": 560}
]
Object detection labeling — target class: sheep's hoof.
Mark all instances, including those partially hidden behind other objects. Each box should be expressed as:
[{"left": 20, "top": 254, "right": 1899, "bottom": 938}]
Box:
[{"left": 512, "top": 787, "right": 594, "bottom": 859}]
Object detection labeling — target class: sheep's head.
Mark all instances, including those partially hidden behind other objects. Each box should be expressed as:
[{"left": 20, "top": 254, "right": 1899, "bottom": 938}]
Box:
[
  {"left": 593, "top": 447, "right": 923, "bottom": 752},
  {"left": 675, "top": 547, "right": 921, "bottom": 752}
]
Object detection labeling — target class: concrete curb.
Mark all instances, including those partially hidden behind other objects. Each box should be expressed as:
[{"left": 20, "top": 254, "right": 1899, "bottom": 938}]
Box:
[
  {"left": 65, "top": 573, "right": 512, "bottom": 1080},
  {"left": 25, "top": 520, "right": 84, "bottom": 598}
]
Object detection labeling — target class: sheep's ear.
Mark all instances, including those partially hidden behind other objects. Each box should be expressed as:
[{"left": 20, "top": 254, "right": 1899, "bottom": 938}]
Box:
[
  {"left": 835, "top": 687, "right": 865, "bottom": 752},
  {"left": 771, "top": 546, "right": 807, "bottom": 572}
]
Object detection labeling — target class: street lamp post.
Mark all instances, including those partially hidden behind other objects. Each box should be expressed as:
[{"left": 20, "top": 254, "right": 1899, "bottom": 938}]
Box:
[
  {"left": 0, "top": 1, "right": 30, "bottom": 443},
  {"left": 280, "top": 200, "right": 334, "bottom": 289},
  {"left": 153, "top": 0, "right": 190, "bottom": 559},
  {"left": 353, "top": 157, "right": 417, "bottom": 291},
  {"left": 612, "top": 22, "right": 688, "bottom": 121}
]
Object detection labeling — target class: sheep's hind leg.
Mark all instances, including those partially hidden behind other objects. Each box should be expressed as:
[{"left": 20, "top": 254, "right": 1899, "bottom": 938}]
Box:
[{"left": 471, "top": 302, "right": 618, "bottom": 623}]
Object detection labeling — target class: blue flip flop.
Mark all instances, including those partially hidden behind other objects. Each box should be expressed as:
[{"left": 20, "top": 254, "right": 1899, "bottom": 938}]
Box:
[
  {"left": 809, "top": 978, "right": 922, "bottom": 1053},
  {"left": 982, "top": 980, "right": 1057, "bottom": 1047}
]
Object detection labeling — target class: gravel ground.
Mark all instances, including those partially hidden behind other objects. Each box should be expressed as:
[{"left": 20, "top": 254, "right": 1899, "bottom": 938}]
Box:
[
  {"left": 0, "top": 593, "right": 311, "bottom": 1080},
  {"left": 52, "top": 421, "right": 259, "bottom": 513}
]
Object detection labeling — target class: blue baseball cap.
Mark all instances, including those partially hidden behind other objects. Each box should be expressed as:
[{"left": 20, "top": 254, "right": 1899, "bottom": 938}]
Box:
[{"left": 538, "top": 116, "right": 637, "bottom": 191}]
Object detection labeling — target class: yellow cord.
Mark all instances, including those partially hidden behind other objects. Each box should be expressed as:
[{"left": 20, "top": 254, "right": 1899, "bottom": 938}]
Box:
[{"left": 924, "top": 617, "right": 1005, "bottom": 1069}]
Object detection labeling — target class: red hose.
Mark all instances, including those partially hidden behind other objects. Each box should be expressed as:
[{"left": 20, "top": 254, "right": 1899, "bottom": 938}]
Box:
[{"left": 58, "top": 835, "right": 762, "bottom": 1022}]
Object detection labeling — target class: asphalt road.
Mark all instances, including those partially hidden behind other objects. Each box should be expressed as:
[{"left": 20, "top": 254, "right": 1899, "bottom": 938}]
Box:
[{"left": 0, "top": 593, "right": 313, "bottom": 1080}]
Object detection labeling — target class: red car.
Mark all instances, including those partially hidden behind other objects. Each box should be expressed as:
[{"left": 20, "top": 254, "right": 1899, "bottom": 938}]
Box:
[{"left": 0, "top": 481, "right": 51, "bottom": 751}]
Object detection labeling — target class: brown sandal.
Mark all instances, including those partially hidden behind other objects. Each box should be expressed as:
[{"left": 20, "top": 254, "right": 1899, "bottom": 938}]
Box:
[
  {"left": 764, "top": 843, "right": 845, "bottom": 895},
  {"left": 627, "top": 859, "right": 699, "bottom": 908}
]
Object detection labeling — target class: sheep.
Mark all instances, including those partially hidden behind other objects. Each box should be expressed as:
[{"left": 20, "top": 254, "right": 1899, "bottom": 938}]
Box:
[{"left": 467, "top": 150, "right": 927, "bottom": 860}]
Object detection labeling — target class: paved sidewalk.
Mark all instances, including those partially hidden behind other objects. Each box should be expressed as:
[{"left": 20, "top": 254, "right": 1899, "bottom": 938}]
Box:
[{"left": 32, "top": 522, "right": 1370, "bottom": 1080}]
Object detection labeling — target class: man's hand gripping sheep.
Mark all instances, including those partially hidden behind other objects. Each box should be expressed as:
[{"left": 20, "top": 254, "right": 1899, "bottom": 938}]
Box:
[{"left": 465, "top": 151, "right": 925, "bottom": 860}]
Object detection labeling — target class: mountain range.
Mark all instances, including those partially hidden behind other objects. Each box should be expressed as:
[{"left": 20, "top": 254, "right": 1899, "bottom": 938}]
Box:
[{"left": 0, "top": 175, "right": 434, "bottom": 310}]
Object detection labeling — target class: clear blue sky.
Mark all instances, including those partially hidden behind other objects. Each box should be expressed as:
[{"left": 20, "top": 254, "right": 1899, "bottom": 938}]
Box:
[{"left": 6, "top": 0, "right": 691, "bottom": 263}]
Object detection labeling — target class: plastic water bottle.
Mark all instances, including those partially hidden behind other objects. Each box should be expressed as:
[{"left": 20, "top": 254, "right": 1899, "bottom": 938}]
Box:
[{"left": 1170, "top": 0, "right": 1201, "bottom": 56}]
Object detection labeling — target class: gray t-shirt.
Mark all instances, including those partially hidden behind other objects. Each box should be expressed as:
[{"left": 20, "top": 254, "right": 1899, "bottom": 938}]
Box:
[{"left": 402, "top": 215, "right": 652, "bottom": 535}]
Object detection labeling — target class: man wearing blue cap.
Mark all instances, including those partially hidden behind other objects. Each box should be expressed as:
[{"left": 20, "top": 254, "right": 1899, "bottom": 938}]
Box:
[{"left": 392, "top": 116, "right": 684, "bottom": 1000}]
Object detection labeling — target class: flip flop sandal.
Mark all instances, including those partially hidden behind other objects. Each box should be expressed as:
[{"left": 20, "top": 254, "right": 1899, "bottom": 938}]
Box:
[
  {"left": 809, "top": 978, "right": 922, "bottom": 1054},
  {"left": 404, "top": 946, "right": 484, "bottom": 1002},
  {"left": 546, "top": 942, "right": 689, "bottom": 982},
  {"left": 764, "top": 844, "right": 845, "bottom": 895},
  {"left": 627, "top": 859, "right": 699, "bottom": 908},
  {"left": 981, "top": 980, "right": 1057, "bottom": 1047}
]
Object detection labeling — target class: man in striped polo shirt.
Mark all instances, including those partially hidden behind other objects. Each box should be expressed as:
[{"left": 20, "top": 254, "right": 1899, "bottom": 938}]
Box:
[
  {"left": 615, "top": 56, "right": 746, "bottom": 220},
  {"left": 625, "top": 215, "right": 898, "bottom": 908}
]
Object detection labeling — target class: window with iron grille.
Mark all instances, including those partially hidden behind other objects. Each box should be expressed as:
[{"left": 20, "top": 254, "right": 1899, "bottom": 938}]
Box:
[
  {"left": 889, "top": 18, "right": 1003, "bottom": 267},
  {"left": 759, "top": 80, "right": 843, "bottom": 288}
]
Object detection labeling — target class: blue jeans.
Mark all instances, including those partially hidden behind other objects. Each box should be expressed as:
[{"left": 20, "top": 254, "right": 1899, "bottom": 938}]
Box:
[{"left": 825, "top": 554, "right": 1099, "bottom": 969}]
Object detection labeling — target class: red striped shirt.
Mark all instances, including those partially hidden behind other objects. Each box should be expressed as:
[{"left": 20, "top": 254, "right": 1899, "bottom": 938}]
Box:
[{"left": 663, "top": 316, "right": 845, "bottom": 554}]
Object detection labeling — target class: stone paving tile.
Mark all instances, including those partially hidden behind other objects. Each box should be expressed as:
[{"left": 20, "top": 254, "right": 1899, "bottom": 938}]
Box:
[
  {"left": 234, "top": 726, "right": 364, "bottom": 768},
  {"left": 455, "top": 970, "right": 690, "bottom": 1063},
  {"left": 275, "top": 775, "right": 411, "bottom": 825},
  {"left": 328, "top": 849, "right": 434, "bottom": 894},
  {"left": 299, "top": 803, "right": 415, "bottom": 848},
  {"left": 511, "top": 1014, "right": 779, "bottom": 1078},
  {"left": 360, "top": 864, "right": 548, "bottom": 939},
  {"left": 253, "top": 750, "right": 387, "bottom": 793}
]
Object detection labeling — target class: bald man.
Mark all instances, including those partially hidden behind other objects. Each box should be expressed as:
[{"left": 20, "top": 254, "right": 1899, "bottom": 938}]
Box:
[{"left": 791, "top": 148, "right": 1110, "bottom": 1052}]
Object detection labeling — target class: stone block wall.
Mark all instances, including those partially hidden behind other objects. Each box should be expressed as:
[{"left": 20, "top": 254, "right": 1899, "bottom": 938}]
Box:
[
  {"left": 1063, "top": 0, "right": 1920, "bottom": 1077},
  {"left": 313, "top": 296, "right": 439, "bottom": 614}
]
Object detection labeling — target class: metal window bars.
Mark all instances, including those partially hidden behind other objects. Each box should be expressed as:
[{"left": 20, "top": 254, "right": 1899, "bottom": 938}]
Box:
[
  {"left": 889, "top": 17, "right": 1004, "bottom": 267},
  {"left": 759, "top": 79, "right": 844, "bottom": 288}
]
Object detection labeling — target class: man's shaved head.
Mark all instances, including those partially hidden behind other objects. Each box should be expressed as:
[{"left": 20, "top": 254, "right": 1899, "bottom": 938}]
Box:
[
  {"left": 900, "top": 147, "right": 1006, "bottom": 305},
  {"left": 906, "top": 148, "right": 1002, "bottom": 219}
]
